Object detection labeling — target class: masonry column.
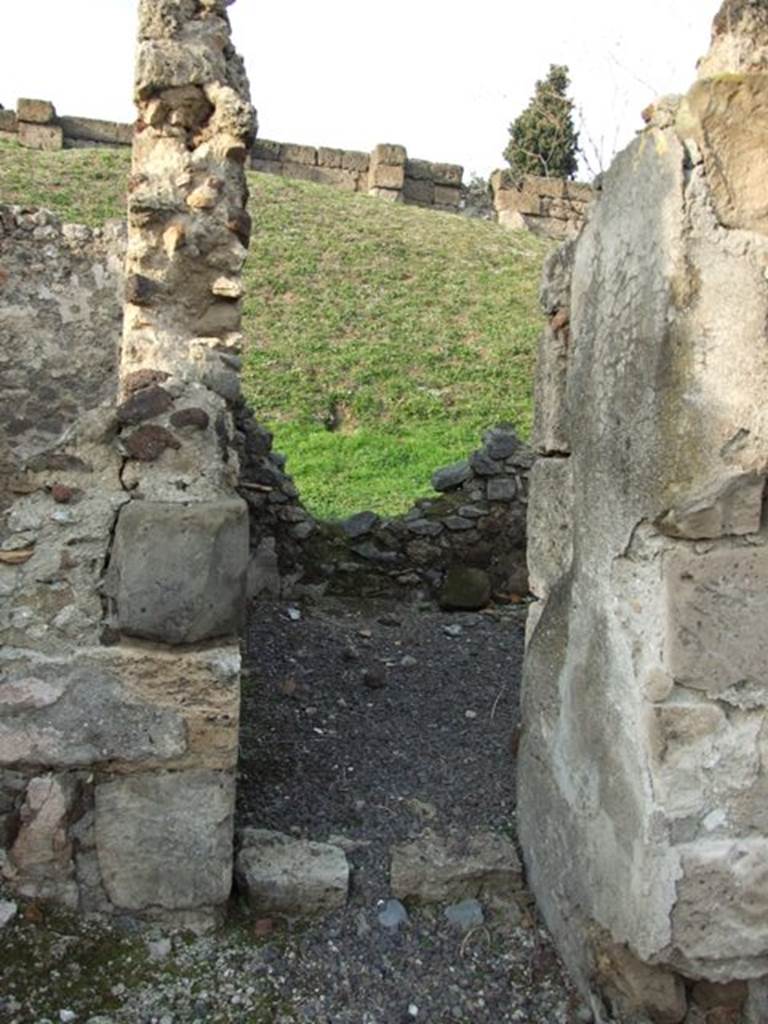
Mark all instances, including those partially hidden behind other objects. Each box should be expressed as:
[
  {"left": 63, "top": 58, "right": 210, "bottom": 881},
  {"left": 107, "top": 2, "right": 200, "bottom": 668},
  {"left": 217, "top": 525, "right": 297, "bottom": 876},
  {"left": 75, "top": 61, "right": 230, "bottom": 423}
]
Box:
[
  {"left": 519, "top": 2, "right": 768, "bottom": 1020},
  {"left": 102, "top": 0, "right": 255, "bottom": 925}
]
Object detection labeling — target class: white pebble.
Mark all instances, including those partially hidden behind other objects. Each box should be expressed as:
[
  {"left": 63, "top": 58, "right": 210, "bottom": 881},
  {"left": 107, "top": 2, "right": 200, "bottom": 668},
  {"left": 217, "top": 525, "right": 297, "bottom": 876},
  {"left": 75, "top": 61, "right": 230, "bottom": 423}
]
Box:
[
  {"left": 408, "top": 1006, "right": 419, "bottom": 1018},
  {"left": 59, "top": 1011, "right": 77, "bottom": 1024}
]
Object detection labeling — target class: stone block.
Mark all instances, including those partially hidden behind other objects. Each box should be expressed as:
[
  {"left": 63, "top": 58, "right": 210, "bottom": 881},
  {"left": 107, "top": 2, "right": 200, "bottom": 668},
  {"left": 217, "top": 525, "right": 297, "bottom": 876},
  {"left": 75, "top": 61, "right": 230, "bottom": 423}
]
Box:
[
  {"left": 595, "top": 942, "right": 687, "bottom": 1024},
  {"left": 434, "top": 185, "right": 461, "bottom": 208},
  {"left": 368, "top": 163, "right": 405, "bottom": 190},
  {"left": 107, "top": 498, "right": 248, "bottom": 644},
  {"left": 487, "top": 476, "right": 517, "bottom": 502},
  {"left": 0, "top": 660, "right": 187, "bottom": 769},
  {"left": 281, "top": 162, "right": 358, "bottom": 191},
  {"left": 16, "top": 98, "right": 55, "bottom": 124},
  {"left": 664, "top": 543, "right": 768, "bottom": 697},
  {"left": 318, "top": 146, "right": 344, "bottom": 168},
  {"left": 251, "top": 138, "right": 281, "bottom": 161},
  {"left": 497, "top": 208, "right": 528, "bottom": 231},
  {"left": 431, "top": 162, "right": 463, "bottom": 187},
  {"left": 280, "top": 142, "right": 316, "bottom": 165},
  {"left": 526, "top": 457, "right": 572, "bottom": 599},
  {"left": 680, "top": 76, "right": 768, "bottom": 235},
  {"left": 403, "top": 177, "right": 435, "bottom": 205},
  {"left": 405, "top": 158, "right": 432, "bottom": 181},
  {"left": 236, "top": 829, "right": 349, "bottom": 916},
  {"left": 432, "top": 459, "right": 472, "bottom": 491},
  {"left": 657, "top": 472, "right": 764, "bottom": 539},
  {"left": 5, "top": 774, "right": 79, "bottom": 907},
  {"left": 18, "top": 122, "right": 63, "bottom": 151},
  {"left": 370, "top": 143, "right": 406, "bottom": 167},
  {"left": 341, "top": 150, "right": 369, "bottom": 172},
  {"left": 672, "top": 839, "right": 768, "bottom": 964},
  {"left": 390, "top": 829, "right": 523, "bottom": 903},
  {"left": 95, "top": 771, "right": 235, "bottom": 911},
  {"left": 0, "top": 109, "right": 17, "bottom": 132},
  {"left": 251, "top": 157, "right": 282, "bottom": 176},
  {"left": 58, "top": 115, "right": 133, "bottom": 146}
]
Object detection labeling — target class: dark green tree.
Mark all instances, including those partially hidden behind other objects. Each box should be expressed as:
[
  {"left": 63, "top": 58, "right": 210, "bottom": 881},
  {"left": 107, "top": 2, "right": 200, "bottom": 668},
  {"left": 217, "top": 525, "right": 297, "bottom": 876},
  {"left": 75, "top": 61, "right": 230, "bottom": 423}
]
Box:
[{"left": 503, "top": 64, "right": 579, "bottom": 180}]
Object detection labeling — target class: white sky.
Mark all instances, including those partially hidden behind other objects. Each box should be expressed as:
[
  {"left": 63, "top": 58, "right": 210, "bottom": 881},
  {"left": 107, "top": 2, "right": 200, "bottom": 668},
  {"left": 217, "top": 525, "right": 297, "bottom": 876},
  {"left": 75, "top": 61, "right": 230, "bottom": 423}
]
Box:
[{"left": 2, "top": 1, "right": 715, "bottom": 179}]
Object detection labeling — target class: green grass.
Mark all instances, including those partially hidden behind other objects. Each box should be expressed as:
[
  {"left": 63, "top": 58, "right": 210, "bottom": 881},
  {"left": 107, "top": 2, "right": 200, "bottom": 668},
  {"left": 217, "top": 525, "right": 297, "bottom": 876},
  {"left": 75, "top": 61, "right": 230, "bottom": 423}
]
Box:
[{"left": 0, "top": 138, "right": 551, "bottom": 517}]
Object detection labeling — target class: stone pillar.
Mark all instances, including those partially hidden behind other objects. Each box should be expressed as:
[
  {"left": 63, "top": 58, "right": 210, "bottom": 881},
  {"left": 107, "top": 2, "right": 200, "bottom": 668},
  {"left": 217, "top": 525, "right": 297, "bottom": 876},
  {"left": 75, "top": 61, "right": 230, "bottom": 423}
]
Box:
[
  {"left": 1, "top": 0, "right": 254, "bottom": 929},
  {"left": 104, "top": 0, "right": 255, "bottom": 925},
  {"left": 519, "top": 2, "right": 768, "bottom": 1020}
]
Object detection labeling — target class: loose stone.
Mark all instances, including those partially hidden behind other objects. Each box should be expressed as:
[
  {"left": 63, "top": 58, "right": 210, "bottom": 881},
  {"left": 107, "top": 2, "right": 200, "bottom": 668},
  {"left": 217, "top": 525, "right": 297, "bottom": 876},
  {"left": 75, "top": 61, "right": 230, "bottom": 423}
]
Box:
[{"left": 377, "top": 898, "right": 408, "bottom": 931}]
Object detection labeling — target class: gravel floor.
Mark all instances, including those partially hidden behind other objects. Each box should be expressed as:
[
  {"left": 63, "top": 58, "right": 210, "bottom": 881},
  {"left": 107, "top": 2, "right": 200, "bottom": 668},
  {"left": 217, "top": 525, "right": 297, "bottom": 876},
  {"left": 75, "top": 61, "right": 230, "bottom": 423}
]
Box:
[{"left": 0, "top": 596, "right": 586, "bottom": 1024}]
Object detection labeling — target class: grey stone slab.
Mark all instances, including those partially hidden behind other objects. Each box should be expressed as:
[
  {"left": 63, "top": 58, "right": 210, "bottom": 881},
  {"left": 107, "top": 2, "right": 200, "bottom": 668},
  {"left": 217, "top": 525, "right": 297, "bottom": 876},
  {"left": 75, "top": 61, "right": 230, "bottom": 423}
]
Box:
[
  {"left": 0, "top": 663, "right": 186, "bottom": 769},
  {"left": 390, "top": 829, "right": 522, "bottom": 904},
  {"left": 236, "top": 829, "right": 349, "bottom": 916},
  {"left": 95, "top": 771, "right": 235, "bottom": 911},
  {"left": 107, "top": 499, "right": 248, "bottom": 644}
]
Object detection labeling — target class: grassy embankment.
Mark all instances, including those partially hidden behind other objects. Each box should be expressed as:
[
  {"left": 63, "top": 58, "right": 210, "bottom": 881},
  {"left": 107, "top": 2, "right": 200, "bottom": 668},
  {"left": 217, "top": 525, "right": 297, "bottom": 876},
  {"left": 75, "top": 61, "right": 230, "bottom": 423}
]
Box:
[{"left": 0, "top": 139, "right": 551, "bottom": 517}]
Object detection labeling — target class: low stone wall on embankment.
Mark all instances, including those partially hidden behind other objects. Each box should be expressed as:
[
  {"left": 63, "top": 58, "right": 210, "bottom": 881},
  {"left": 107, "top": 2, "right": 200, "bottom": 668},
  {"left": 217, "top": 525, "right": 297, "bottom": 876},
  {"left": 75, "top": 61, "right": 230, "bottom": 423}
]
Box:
[
  {"left": 490, "top": 170, "right": 593, "bottom": 240},
  {"left": 243, "top": 425, "right": 533, "bottom": 610}
]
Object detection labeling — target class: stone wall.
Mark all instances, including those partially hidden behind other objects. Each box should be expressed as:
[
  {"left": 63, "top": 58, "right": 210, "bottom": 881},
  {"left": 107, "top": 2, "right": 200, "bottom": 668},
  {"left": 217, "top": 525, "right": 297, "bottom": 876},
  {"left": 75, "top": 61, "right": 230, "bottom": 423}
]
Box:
[
  {"left": 519, "top": 2, "right": 768, "bottom": 1019},
  {"left": 243, "top": 425, "right": 532, "bottom": 607},
  {"left": 0, "top": 0, "right": 255, "bottom": 929},
  {"left": 0, "top": 98, "right": 133, "bottom": 150},
  {"left": 252, "top": 138, "right": 464, "bottom": 212},
  {"left": 490, "top": 171, "right": 592, "bottom": 240},
  {"left": 0, "top": 96, "right": 467, "bottom": 213}
]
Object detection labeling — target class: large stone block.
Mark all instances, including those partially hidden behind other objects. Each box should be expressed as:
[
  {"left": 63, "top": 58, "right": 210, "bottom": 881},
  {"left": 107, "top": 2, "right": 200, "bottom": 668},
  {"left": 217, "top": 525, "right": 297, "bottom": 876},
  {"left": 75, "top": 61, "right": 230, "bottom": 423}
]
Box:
[
  {"left": 672, "top": 839, "right": 768, "bottom": 970},
  {"left": 280, "top": 142, "right": 316, "bottom": 166},
  {"left": 370, "top": 143, "right": 406, "bottom": 167},
  {"left": 434, "top": 184, "right": 461, "bottom": 208},
  {"left": 58, "top": 115, "right": 133, "bottom": 146},
  {"left": 368, "top": 163, "right": 405, "bottom": 190},
  {"left": 403, "top": 177, "right": 435, "bottom": 205},
  {"left": 16, "top": 98, "right": 55, "bottom": 124},
  {"left": 0, "top": 660, "right": 187, "bottom": 769},
  {"left": 657, "top": 472, "right": 764, "bottom": 540},
  {"left": 107, "top": 498, "right": 248, "bottom": 644},
  {"left": 95, "top": 770, "right": 234, "bottom": 911},
  {"left": 18, "top": 122, "right": 63, "bottom": 151},
  {"left": 390, "top": 829, "right": 523, "bottom": 903},
  {"left": 679, "top": 75, "right": 768, "bottom": 235},
  {"left": 431, "top": 162, "right": 463, "bottom": 187},
  {"left": 0, "top": 109, "right": 18, "bottom": 132},
  {"left": 236, "top": 829, "right": 349, "bottom": 916},
  {"left": 664, "top": 542, "right": 768, "bottom": 698}
]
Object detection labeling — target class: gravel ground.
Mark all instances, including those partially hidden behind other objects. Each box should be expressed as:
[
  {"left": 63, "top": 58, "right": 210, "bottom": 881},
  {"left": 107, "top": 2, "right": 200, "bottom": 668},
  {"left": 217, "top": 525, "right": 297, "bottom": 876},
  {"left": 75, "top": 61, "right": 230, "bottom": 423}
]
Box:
[{"left": 0, "top": 596, "right": 586, "bottom": 1024}]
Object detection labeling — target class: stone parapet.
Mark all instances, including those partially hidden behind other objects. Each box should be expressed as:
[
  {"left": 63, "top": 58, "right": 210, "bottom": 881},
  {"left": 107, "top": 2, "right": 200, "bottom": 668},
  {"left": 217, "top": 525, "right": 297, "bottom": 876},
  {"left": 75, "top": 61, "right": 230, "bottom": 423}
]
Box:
[
  {"left": 490, "top": 171, "right": 593, "bottom": 240},
  {"left": 0, "top": 99, "right": 133, "bottom": 151},
  {"left": 250, "top": 136, "right": 464, "bottom": 212}
]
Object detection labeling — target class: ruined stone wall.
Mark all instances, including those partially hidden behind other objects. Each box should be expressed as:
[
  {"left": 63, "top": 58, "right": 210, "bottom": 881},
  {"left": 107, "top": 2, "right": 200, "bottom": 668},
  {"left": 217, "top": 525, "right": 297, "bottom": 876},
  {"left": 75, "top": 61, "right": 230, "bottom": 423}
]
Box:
[
  {"left": 241, "top": 426, "right": 532, "bottom": 608},
  {"left": 0, "top": 0, "right": 255, "bottom": 929},
  {"left": 519, "top": 2, "right": 768, "bottom": 1019},
  {"left": 252, "top": 138, "right": 464, "bottom": 211},
  {"left": 0, "top": 98, "right": 133, "bottom": 150},
  {"left": 490, "top": 171, "right": 592, "bottom": 240}
]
